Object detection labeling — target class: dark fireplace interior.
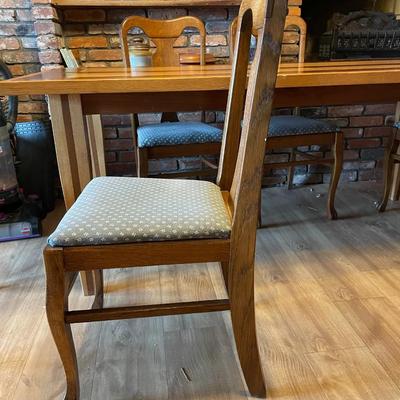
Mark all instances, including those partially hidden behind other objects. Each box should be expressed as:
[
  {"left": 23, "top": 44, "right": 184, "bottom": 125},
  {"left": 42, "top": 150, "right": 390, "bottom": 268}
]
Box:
[{"left": 302, "top": 0, "right": 400, "bottom": 60}]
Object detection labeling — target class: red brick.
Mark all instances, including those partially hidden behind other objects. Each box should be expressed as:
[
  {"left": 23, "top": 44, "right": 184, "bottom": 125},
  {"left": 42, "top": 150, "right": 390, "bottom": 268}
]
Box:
[
  {"left": 106, "top": 162, "right": 134, "bottom": 176},
  {"left": 189, "top": 7, "right": 227, "bottom": 20},
  {"left": 0, "top": 9, "right": 16, "bottom": 22},
  {"left": 2, "top": 0, "right": 31, "bottom": 7},
  {"left": 67, "top": 36, "right": 108, "bottom": 48},
  {"left": 8, "top": 64, "right": 25, "bottom": 76},
  {"left": 38, "top": 49, "right": 62, "bottom": 64},
  {"left": 283, "top": 31, "right": 300, "bottom": 44},
  {"left": 119, "top": 151, "right": 135, "bottom": 162},
  {"left": 0, "top": 37, "right": 20, "bottom": 50},
  {"left": 106, "top": 8, "right": 146, "bottom": 23},
  {"left": 347, "top": 138, "right": 381, "bottom": 149},
  {"left": 118, "top": 127, "right": 133, "bottom": 139},
  {"left": 16, "top": 9, "right": 33, "bottom": 22},
  {"left": 34, "top": 20, "right": 62, "bottom": 35},
  {"left": 190, "top": 34, "right": 227, "bottom": 47},
  {"left": 63, "top": 24, "right": 85, "bottom": 36},
  {"left": 87, "top": 49, "right": 121, "bottom": 61},
  {"left": 342, "top": 127, "right": 363, "bottom": 138},
  {"left": 88, "top": 23, "right": 118, "bottom": 35},
  {"left": 63, "top": 9, "right": 106, "bottom": 22},
  {"left": 21, "top": 37, "right": 37, "bottom": 49},
  {"left": 349, "top": 115, "right": 384, "bottom": 127},
  {"left": 327, "top": 105, "right": 364, "bottom": 117},
  {"left": 147, "top": 8, "right": 187, "bottom": 19},
  {"left": 282, "top": 44, "right": 299, "bottom": 56},
  {"left": 18, "top": 101, "right": 48, "bottom": 114},
  {"left": 104, "top": 138, "right": 132, "bottom": 151},
  {"left": 205, "top": 21, "right": 230, "bottom": 33},
  {"left": 2, "top": 50, "right": 39, "bottom": 63},
  {"left": 32, "top": 6, "right": 58, "bottom": 20},
  {"left": 37, "top": 34, "right": 61, "bottom": 50},
  {"left": 103, "top": 127, "right": 117, "bottom": 139},
  {"left": 0, "top": 24, "right": 16, "bottom": 36},
  {"left": 364, "top": 126, "right": 394, "bottom": 137},
  {"left": 105, "top": 152, "right": 117, "bottom": 163},
  {"left": 364, "top": 104, "right": 396, "bottom": 115}
]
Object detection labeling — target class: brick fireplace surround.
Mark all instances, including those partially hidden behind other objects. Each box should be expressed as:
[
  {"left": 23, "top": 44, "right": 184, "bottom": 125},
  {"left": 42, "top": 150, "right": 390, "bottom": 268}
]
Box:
[{"left": 0, "top": 0, "right": 394, "bottom": 185}]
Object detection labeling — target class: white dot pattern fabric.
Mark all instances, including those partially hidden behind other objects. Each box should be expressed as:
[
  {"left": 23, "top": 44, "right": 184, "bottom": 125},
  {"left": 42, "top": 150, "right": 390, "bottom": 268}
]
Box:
[
  {"left": 48, "top": 177, "right": 231, "bottom": 247},
  {"left": 137, "top": 121, "right": 222, "bottom": 148},
  {"left": 269, "top": 116, "right": 339, "bottom": 137}
]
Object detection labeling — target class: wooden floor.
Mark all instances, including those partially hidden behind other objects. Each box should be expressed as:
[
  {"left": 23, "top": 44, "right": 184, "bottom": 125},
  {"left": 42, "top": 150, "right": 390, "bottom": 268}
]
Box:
[{"left": 1, "top": 182, "right": 400, "bottom": 400}]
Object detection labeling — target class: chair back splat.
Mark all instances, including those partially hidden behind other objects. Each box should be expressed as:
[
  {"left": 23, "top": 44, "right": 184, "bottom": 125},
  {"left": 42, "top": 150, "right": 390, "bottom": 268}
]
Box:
[{"left": 120, "top": 15, "right": 206, "bottom": 67}]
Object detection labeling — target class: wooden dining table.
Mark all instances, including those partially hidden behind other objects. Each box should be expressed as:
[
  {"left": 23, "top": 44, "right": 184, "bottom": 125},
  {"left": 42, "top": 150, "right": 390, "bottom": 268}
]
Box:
[{"left": 2, "top": 59, "right": 400, "bottom": 294}]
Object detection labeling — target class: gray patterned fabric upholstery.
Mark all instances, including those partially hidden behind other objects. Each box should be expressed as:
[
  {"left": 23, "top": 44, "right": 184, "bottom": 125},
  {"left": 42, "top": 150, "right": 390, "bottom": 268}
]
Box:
[
  {"left": 394, "top": 121, "right": 400, "bottom": 129},
  {"left": 48, "top": 177, "right": 231, "bottom": 247},
  {"left": 269, "top": 116, "right": 339, "bottom": 137},
  {"left": 137, "top": 121, "right": 222, "bottom": 148}
]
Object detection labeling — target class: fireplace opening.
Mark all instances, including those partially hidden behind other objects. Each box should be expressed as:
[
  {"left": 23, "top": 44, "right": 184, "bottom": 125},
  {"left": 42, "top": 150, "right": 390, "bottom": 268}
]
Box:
[{"left": 302, "top": 0, "right": 400, "bottom": 60}]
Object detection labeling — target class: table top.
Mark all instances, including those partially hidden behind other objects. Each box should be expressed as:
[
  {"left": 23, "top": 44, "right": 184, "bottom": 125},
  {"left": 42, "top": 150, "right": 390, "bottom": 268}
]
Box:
[{"left": 2, "top": 60, "right": 400, "bottom": 96}]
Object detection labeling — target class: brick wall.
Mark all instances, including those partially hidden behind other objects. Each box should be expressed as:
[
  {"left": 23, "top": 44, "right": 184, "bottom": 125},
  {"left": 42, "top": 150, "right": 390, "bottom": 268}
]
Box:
[
  {"left": 0, "top": 1, "right": 392, "bottom": 185},
  {"left": 0, "top": 0, "right": 47, "bottom": 121}
]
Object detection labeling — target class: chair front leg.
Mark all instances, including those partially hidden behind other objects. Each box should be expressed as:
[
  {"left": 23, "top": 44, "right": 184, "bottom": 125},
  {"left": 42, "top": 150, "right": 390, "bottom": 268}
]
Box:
[
  {"left": 378, "top": 131, "right": 399, "bottom": 212},
  {"left": 327, "top": 131, "right": 344, "bottom": 220},
  {"left": 44, "top": 248, "right": 80, "bottom": 400},
  {"left": 228, "top": 257, "right": 266, "bottom": 398},
  {"left": 137, "top": 147, "right": 149, "bottom": 177}
]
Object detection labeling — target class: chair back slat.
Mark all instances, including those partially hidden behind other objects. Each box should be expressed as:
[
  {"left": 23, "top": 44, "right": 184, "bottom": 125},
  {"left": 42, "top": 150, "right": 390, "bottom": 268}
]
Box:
[
  {"left": 218, "top": 0, "right": 287, "bottom": 249},
  {"left": 120, "top": 15, "right": 206, "bottom": 67}
]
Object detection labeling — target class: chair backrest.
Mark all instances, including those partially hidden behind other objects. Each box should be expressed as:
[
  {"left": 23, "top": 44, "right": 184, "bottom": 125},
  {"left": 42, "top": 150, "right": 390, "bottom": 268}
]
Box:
[
  {"left": 120, "top": 15, "right": 206, "bottom": 67},
  {"left": 217, "top": 0, "right": 287, "bottom": 239},
  {"left": 229, "top": 14, "right": 306, "bottom": 63}
]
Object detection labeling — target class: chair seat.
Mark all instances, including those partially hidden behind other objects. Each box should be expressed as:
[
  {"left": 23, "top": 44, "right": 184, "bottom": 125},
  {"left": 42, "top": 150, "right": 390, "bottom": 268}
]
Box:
[
  {"left": 137, "top": 121, "right": 222, "bottom": 148},
  {"left": 48, "top": 177, "right": 231, "bottom": 247},
  {"left": 268, "top": 116, "right": 339, "bottom": 137},
  {"left": 394, "top": 121, "right": 400, "bottom": 129}
]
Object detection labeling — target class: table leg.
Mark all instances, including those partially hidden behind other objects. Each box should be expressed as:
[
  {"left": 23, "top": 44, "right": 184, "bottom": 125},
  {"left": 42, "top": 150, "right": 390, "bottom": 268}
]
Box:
[
  {"left": 86, "top": 115, "right": 106, "bottom": 177},
  {"left": 48, "top": 94, "right": 95, "bottom": 295}
]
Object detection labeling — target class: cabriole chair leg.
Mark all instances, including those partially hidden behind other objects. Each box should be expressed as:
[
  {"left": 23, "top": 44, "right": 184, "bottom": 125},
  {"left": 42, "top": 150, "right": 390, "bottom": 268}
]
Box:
[
  {"left": 44, "top": 249, "right": 80, "bottom": 400},
  {"left": 327, "top": 131, "right": 344, "bottom": 220},
  {"left": 378, "top": 131, "right": 399, "bottom": 212}
]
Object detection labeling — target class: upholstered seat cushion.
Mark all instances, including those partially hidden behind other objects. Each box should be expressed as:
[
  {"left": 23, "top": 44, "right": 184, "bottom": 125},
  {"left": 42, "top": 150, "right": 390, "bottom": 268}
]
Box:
[
  {"left": 137, "top": 121, "right": 222, "bottom": 148},
  {"left": 269, "top": 116, "right": 339, "bottom": 137},
  {"left": 48, "top": 177, "right": 231, "bottom": 247},
  {"left": 394, "top": 121, "right": 400, "bottom": 129}
]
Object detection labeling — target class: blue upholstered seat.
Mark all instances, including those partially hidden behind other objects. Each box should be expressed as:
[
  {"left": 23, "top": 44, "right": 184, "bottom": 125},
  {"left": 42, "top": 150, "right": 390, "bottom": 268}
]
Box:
[
  {"left": 394, "top": 121, "right": 400, "bottom": 129},
  {"left": 48, "top": 177, "right": 231, "bottom": 247},
  {"left": 269, "top": 116, "right": 339, "bottom": 137},
  {"left": 137, "top": 121, "right": 222, "bottom": 148}
]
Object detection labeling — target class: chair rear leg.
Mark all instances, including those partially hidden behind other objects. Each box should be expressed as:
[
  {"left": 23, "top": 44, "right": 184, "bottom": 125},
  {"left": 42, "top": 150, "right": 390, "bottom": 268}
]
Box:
[
  {"left": 44, "top": 248, "right": 80, "bottom": 400},
  {"left": 228, "top": 258, "right": 266, "bottom": 398},
  {"left": 92, "top": 270, "right": 104, "bottom": 309},
  {"left": 287, "top": 148, "right": 296, "bottom": 190},
  {"left": 378, "top": 133, "right": 399, "bottom": 212},
  {"left": 137, "top": 147, "right": 149, "bottom": 177},
  {"left": 327, "top": 131, "right": 344, "bottom": 220}
]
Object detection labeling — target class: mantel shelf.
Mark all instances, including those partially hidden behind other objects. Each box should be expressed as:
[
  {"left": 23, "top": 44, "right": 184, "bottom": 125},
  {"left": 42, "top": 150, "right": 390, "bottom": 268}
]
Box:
[{"left": 49, "top": 0, "right": 301, "bottom": 7}]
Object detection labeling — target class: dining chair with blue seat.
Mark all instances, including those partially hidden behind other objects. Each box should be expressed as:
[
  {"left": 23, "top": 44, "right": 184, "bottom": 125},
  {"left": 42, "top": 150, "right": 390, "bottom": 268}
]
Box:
[
  {"left": 119, "top": 15, "right": 223, "bottom": 178},
  {"left": 43, "top": 0, "right": 288, "bottom": 398},
  {"left": 231, "top": 15, "right": 344, "bottom": 222}
]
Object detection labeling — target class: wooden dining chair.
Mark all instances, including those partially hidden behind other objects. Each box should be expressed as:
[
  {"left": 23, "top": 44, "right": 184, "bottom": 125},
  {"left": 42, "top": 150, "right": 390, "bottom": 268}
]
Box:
[
  {"left": 120, "top": 15, "right": 222, "bottom": 178},
  {"left": 378, "top": 123, "right": 400, "bottom": 212},
  {"left": 43, "top": 0, "right": 288, "bottom": 397},
  {"left": 230, "top": 15, "right": 344, "bottom": 222}
]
